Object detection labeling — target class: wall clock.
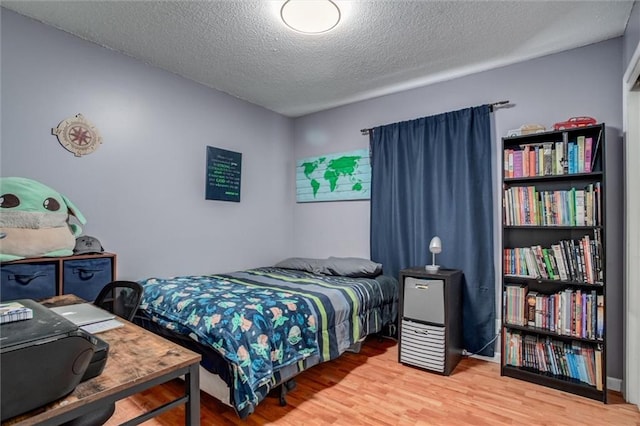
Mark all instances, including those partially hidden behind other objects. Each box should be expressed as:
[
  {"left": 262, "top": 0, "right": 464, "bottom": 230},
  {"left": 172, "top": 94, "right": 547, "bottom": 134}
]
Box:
[{"left": 52, "top": 114, "right": 103, "bottom": 157}]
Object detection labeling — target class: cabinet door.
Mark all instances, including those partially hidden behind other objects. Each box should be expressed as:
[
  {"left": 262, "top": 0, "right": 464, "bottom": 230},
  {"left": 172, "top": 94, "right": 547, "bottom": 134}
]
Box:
[
  {"left": 0, "top": 263, "right": 57, "bottom": 301},
  {"left": 63, "top": 258, "right": 113, "bottom": 301}
]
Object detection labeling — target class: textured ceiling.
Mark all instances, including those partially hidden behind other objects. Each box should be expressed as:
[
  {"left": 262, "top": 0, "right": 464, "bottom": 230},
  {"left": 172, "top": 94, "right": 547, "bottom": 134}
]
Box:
[{"left": 2, "top": 1, "right": 635, "bottom": 117}]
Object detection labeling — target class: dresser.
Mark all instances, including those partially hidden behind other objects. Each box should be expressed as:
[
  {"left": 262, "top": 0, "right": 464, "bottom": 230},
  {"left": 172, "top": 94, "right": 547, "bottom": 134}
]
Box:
[
  {"left": 1, "top": 253, "right": 117, "bottom": 302},
  {"left": 398, "top": 267, "right": 463, "bottom": 375}
]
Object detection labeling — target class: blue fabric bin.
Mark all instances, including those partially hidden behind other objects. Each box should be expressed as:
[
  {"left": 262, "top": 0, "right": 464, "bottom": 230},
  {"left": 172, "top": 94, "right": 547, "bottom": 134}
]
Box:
[
  {"left": 63, "top": 258, "right": 113, "bottom": 302},
  {"left": 1, "top": 263, "right": 57, "bottom": 301}
]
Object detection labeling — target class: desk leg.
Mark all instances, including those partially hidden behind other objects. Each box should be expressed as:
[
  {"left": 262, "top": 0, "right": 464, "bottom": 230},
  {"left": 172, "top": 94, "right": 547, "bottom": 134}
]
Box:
[{"left": 185, "top": 363, "right": 200, "bottom": 426}]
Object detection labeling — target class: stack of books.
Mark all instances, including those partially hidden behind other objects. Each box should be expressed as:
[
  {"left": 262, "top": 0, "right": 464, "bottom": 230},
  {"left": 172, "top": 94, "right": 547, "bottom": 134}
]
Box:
[{"left": 0, "top": 301, "right": 34, "bottom": 324}]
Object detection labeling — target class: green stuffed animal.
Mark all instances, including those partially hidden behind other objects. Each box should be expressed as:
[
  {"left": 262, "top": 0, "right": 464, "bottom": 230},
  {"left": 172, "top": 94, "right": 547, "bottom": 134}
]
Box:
[{"left": 0, "top": 177, "right": 86, "bottom": 262}]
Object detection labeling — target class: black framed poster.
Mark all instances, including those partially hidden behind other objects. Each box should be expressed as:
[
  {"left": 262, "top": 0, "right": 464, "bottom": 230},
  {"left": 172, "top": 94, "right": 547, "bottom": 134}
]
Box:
[{"left": 206, "top": 146, "right": 242, "bottom": 202}]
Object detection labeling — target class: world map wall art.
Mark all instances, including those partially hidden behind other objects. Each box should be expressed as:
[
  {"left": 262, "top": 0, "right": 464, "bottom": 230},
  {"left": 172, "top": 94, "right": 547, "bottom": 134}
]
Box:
[{"left": 296, "top": 148, "right": 371, "bottom": 203}]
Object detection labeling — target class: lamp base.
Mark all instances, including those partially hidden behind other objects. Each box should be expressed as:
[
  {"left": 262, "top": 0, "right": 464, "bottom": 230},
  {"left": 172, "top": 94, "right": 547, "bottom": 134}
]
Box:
[{"left": 425, "top": 264, "right": 440, "bottom": 273}]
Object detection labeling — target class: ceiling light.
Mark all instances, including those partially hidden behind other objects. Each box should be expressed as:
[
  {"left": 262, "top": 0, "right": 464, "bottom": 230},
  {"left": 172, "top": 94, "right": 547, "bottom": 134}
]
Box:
[{"left": 280, "top": 0, "right": 341, "bottom": 34}]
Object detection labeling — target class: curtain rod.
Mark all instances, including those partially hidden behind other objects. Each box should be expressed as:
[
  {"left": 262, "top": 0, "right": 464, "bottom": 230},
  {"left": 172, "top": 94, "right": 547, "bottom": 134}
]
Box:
[{"left": 360, "top": 100, "right": 511, "bottom": 135}]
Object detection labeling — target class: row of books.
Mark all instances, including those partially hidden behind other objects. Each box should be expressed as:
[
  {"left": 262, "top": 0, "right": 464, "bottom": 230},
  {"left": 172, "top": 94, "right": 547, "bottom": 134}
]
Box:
[
  {"left": 504, "top": 232, "right": 603, "bottom": 284},
  {"left": 504, "top": 285, "right": 604, "bottom": 341},
  {"left": 503, "top": 183, "right": 601, "bottom": 227},
  {"left": 504, "top": 133, "right": 600, "bottom": 178},
  {"left": 504, "top": 330, "right": 603, "bottom": 390}
]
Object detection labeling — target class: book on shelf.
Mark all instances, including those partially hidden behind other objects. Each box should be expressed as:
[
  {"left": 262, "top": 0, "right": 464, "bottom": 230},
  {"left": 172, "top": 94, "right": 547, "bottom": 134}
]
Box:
[
  {"left": 525, "top": 247, "right": 540, "bottom": 278},
  {"left": 551, "top": 244, "right": 569, "bottom": 281},
  {"left": 513, "top": 149, "right": 523, "bottom": 178},
  {"left": 543, "top": 143, "right": 553, "bottom": 175},
  {"left": 582, "top": 344, "right": 596, "bottom": 386},
  {"left": 554, "top": 141, "right": 565, "bottom": 175},
  {"left": 574, "top": 290, "right": 582, "bottom": 338},
  {"left": 529, "top": 147, "right": 537, "bottom": 177},
  {"left": 596, "top": 295, "right": 604, "bottom": 340},
  {"left": 526, "top": 291, "right": 537, "bottom": 327},
  {"left": 595, "top": 347, "right": 603, "bottom": 391},
  {"left": 575, "top": 189, "right": 585, "bottom": 226},
  {"left": 568, "top": 143, "right": 575, "bottom": 174},
  {"left": 584, "top": 137, "right": 593, "bottom": 173},
  {"left": 545, "top": 338, "right": 559, "bottom": 375},
  {"left": 577, "top": 136, "right": 586, "bottom": 173},
  {"left": 504, "top": 284, "right": 527, "bottom": 326},
  {"left": 595, "top": 182, "right": 602, "bottom": 227},
  {"left": 585, "top": 183, "right": 594, "bottom": 226},
  {"left": 0, "top": 301, "right": 34, "bottom": 324},
  {"left": 542, "top": 248, "right": 558, "bottom": 280},
  {"left": 593, "top": 228, "right": 604, "bottom": 283},
  {"left": 535, "top": 341, "right": 548, "bottom": 373},
  {"left": 532, "top": 245, "right": 549, "bottom": 279}
]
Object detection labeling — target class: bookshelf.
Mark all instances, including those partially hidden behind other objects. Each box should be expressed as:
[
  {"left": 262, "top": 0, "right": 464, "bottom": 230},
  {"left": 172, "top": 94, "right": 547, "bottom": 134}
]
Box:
[{"left": 500, "top": 123, "right": 607, "bottom": 402}]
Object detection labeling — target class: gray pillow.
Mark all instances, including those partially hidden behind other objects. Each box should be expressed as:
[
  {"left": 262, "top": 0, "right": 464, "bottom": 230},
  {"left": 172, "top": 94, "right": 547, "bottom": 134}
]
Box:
[
  {"left": 274, "top": 257, "right": 383, "bottom": 277},
  {"left": 274, "top": 257, "right": 324, "bottom": 274},
  {"left": 321, "top": 257, "right": 383, "bottom": 278}
]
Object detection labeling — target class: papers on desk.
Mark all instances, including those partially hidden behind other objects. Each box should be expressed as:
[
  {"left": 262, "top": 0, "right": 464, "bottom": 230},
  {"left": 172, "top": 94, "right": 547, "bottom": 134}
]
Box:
[{"left": 81, "top": 319, "right": 124, "bottom": 334}]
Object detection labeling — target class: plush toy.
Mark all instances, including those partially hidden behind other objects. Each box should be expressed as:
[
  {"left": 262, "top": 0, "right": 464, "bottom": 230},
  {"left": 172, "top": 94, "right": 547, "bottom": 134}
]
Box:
[{"left": 0, "top": 177, "right": 86, "bottom": 262}]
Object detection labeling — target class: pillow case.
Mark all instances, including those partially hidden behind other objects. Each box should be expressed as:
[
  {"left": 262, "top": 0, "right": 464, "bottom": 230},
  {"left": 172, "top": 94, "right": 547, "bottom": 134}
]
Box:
[
  {"left": 274, "top": 257, "right": 382, "bottom": 278},
  {"left": 274, "top": 257, "right": 324, "bottom": 275},
  {"left": 322, "top": 257, "right": 383, "bottom": 278}
]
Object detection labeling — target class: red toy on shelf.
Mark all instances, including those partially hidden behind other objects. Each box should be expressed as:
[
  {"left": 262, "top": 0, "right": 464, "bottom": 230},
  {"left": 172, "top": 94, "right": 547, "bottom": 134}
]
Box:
[{"left": 552, "top": 116, "right": 597, "bottom": 130}]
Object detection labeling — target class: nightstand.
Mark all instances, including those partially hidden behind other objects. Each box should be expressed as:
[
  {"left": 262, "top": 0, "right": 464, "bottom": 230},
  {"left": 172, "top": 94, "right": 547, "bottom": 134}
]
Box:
[{"left": 398, "top": 267, "right": 463, "bottom": 375}]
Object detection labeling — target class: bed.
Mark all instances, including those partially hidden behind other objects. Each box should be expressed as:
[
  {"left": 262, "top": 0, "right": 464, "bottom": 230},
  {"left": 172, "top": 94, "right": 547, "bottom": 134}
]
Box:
[{"left": 134, "top": 258, "right": 398, "bottom": 418}]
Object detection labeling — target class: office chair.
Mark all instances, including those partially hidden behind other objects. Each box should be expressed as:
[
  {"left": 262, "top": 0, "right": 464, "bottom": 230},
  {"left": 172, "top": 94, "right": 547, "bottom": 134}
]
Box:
[
  {"left": 62, "top": 281, "right": 144, "bottom": 426},
  {"left": 93, "top": 280, "right": 144, "bottom": 321}
]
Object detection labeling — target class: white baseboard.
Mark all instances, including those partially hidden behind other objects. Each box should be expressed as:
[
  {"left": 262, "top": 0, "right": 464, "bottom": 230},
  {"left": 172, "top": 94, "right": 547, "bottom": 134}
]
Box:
[
  {"left": 608, "top": 376, "right": 622, "bottom": 392},
  {"left": 464, "top": 349, "right": 500, "bottom": 363}
]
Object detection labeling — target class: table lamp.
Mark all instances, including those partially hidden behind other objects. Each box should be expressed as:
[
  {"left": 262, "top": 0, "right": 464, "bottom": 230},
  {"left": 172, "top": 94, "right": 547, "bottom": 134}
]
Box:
[{"left": 425, "top": 236, "right": 442, "bottom": 273}]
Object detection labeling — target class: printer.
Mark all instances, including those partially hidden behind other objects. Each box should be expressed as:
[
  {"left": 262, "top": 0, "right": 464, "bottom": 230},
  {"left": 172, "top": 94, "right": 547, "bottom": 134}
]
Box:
[{"left": 0, "top": 299, "right": 98, "bottom": 421}]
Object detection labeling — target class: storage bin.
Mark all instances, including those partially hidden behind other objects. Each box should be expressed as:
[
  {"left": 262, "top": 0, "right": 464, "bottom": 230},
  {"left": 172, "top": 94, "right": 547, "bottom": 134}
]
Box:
[
  {"left": 0, "top": 263, "right": 57, "bottom": 301},
  {"left": 400, "top": 319, "right": 446, "bottom": 372},
  {"left": 63, "top": 258, "right": 113, "bottom": 301},
  {"left": 403, "top": 277, "right": 444, "bottom": 324}
]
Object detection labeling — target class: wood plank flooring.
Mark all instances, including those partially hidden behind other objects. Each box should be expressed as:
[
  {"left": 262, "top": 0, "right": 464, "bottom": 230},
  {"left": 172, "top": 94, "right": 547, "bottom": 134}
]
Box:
[{"left": 105, "top": 337, "right": 640, "bottom": 425}]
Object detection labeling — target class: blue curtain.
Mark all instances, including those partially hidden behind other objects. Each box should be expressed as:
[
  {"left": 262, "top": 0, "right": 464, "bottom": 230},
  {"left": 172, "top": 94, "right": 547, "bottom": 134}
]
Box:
[{"left": 370, "top": 105, "right": 495, "bottom": 356}]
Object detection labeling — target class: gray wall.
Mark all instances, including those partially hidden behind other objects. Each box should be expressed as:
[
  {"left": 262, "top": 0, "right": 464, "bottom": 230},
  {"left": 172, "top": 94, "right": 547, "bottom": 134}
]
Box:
[
  {"left": 1, "top": 9, "right": 295, "bottom": 279},
  {"left": 292, "top": 38, "right": 625, "bottom": 379}
]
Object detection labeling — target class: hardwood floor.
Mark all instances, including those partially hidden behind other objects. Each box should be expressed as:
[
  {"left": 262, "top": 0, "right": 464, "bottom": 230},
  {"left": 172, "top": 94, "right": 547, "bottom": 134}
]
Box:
[{"left": 105, "top": 337, "right": 640, "bottom": 425}]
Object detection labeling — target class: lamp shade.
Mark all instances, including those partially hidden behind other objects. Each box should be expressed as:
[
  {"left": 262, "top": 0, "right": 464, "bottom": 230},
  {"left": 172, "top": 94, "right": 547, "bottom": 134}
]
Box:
[{"left": 429, "top": 236, "right": 442, "bottom": 254}]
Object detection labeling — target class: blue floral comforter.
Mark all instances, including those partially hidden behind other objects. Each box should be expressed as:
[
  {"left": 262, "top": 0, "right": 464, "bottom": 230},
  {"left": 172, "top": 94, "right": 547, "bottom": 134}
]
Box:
[{"left": 138, "top": 267, "right": 397, "bottom": 415}]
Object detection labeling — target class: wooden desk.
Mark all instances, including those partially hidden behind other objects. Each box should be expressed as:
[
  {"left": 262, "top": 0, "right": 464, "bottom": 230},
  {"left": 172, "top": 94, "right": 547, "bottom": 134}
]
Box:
[{"left": 2, "top": 295, "right": 201, "bottom": 426}]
